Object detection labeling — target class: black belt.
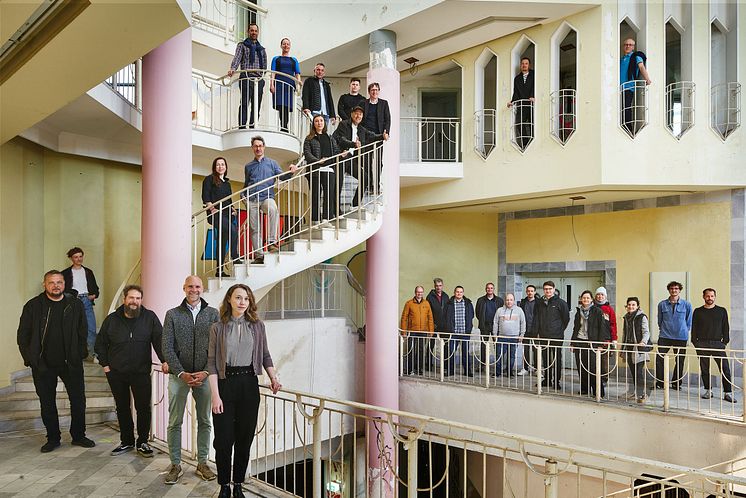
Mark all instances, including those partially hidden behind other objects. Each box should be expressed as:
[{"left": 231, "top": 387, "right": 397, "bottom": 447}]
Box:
[{"left": 225, "top": 365, "right": 255, "bottom": 377}]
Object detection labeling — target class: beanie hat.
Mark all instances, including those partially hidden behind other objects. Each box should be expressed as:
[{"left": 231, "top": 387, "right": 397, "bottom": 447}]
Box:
[{"left": 595, "top": 287, "right": 607, "bottom": 297}]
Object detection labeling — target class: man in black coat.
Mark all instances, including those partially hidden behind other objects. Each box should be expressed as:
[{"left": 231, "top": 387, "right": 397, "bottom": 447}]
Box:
[
  {"left": 531, "top": 280, "right": 570, "bottom": 389},
  {"left": 426, "top": 278, "right": 449, "bottom": 336},
  {"left": 17, "top": 270, "right": 95, "bottom": 453},
  {"left": 507, "top": 57, "right": 535, "bottom": 149},
  {"left": 302, "top": 63, "right": 336, "bottom": 124},
  {"left": 475, "top": 283, "right": 504, "bottom": 372},
  {"left": 362, "top": 82, "right": 391, "bottom": 193}
]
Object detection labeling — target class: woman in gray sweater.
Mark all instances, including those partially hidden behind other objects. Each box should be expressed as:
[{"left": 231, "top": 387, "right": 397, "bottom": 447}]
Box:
[{"left": 208, "top": 284, "right": 281, "bottom": 498}]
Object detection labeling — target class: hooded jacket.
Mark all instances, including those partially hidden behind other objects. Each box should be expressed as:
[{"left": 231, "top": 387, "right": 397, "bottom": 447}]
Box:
[
  {"left": 95, "top": 304, "right": 164, "bottom": 374},
  {"left": 17, "top": 292, "right": 88, "bottom": 370}
]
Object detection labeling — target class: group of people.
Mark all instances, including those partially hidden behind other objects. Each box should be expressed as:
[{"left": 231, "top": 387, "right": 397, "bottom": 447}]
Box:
[
  {"left": 401, "top": 278, "right": 735, "bottom": 404},
  {"left": 17, "top": 256, "right": 281, "bottom": 498}
]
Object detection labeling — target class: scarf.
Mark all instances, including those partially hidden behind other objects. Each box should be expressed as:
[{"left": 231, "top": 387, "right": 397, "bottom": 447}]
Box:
[
  {"left": 243, "top": 38, "right": 263, "bottom": 65},
  {"left": 580, "top": 304, "right": 592, "bottom": 320}
]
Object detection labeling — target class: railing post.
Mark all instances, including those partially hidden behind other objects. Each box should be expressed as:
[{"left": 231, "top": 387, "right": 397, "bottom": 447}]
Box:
[
  {"left": 484, "top": 339, "right": 490, "bottom": 387},
  {"left": 536, "top": 342, "right": 543, "bottom": 396},
  {"left": 312, "top": 406, "right": 322, "bottom": 498},
  {"left": 399, "top": 334, "right": 404, "bottom": 376},
  {"left": 663, "top": 351, "right": 671, "bottom": 412},
  {"left": 280, "top": 278, "right": 285, "bottom": 320},
  {"left": 544, "top": 459, "right": 558, "bottom": 498},
  {"left": 595, "top": 348, "right": 602, "bottom": 403},
  {"left": 320, "top": 269, "right": 326, "bottom": 317},
  {"left": 406, "top": 430, "right": 419, "bottom": 498},
  {"left": 455, "top": 121, "right": 460, "bottom": 161},
  {"left": 742, "top": 359, "right": 745, "bottom": 423},
  {"left": 417, "top": 121, "right": 422, "bottom": 163},
  {"left": 439, "top": 338, "right": 445, "bottom": 382}
]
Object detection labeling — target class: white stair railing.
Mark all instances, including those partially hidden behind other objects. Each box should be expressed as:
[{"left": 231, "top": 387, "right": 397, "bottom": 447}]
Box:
[
  {"left": 550, "top": 89, "right": 576, "bottom": 145},
  {"left": 191, "top": 0, "right": 267, "bottom": 43},
  {"left": 619, "top": 81, "right": 648, "bottom": 138},
  {"left": 474, "top": 109, "right": 496, "bottom": 159},
  {"left": 192, "top": 140, "right": 385, "bottom": 285},
  {"left": 400, "top": 117, "right": 460, "bottom": 162},
  {"left": 105, "top": 60, "right": 141, "bottom": 110},
  {"left": 509, "top": 98, "right": 535, "bottom": 152},
  {"left": 711, "top": 82, "right": 741, "bottom": 141},
  {"left": 665, "top": 81, "right": 695, "bottom": 140}
]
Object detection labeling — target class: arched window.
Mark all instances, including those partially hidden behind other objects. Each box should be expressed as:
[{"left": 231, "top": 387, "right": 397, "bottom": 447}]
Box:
[
  {"left": 550, "top": 22, "right": 577, "bottom": 145},
  {"left": 619, "top": 18, "right": 648, "bottom": 138},
  {"left": 710, "top": 12, "right": 740, "bottom": 141},
  {"left": 474, "top": 49, "right": 498, "bottom": 159},
  {"left": 509, "top": 35, "right": 536, "bottom": 152},
  {"left": 665, "top": 18, "right": 695, "bottom": 139}
]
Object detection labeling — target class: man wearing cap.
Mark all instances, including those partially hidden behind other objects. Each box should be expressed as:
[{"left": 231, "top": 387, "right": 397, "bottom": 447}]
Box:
[
  {"left": 332, "top": 105, "right": 388, "bottom": 207},
  {"left": 595, "top": 287, "right": 617, "bottom": 384}
]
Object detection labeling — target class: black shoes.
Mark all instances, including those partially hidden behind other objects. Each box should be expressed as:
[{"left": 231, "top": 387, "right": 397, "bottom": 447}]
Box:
[
  {"left": 137, "top": 442, "right": 154, "bottom": 458},
  {"left": 251, "top": 256, "right": 264, "bottom": 264},
  {"left": 40, "top": 440, "right": 61, "bottom": 453},
  {"left": 215, "top": 271, "right": 230, "bottom": 278},
  {"left": 233, "top": 483, "right": 246, "bottom": 498},
  {"left": 71, "top": 436, "right": 95, "bottom": 448},
  {"left": 218, "top": 485, "right": 232, "bottom": 498},
  {"left": 233, "top": 259, "right": 245, "bottom": 265},
  {"left": 111, "top": 443, "right": 134, "bottom": 456}
]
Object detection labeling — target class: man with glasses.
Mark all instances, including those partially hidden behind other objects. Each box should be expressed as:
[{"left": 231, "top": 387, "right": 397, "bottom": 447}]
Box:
[
  {"left": 531, "top": 281, "right": 570, "bottom": 389},
  {"left": 620, "top": 38, "right": 651, "bottom": 134}
]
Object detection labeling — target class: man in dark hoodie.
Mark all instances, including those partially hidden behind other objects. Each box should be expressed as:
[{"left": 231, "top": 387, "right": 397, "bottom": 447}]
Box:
[
  {"left": 444, "top": 286, "right": 475, "bottom": 377},
  {"left": 161, "top": 276, "right": 219, "bottom": 484},
  {"left": 96, "top": 285, "right": 163, "bottom": 458},
  {"left": 228, "top": 23, "right": 267, "bottom": 129},
  {"left": 531, "top": 281, "right": 570, "bottom": 389},
  {"left": 17, "top": 270, "right": 95, "bottom": 453}
]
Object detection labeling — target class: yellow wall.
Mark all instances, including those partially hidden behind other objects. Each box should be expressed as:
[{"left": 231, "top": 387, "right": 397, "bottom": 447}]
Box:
[
  {"left": 506, "top": 202, "right": 731, "bottom": 315},
  {"left": 0, "top": 137, "right": 208, "bottom": 388},
  {"left": 399, "top": 211, "right": 499, "bottom": 307}
]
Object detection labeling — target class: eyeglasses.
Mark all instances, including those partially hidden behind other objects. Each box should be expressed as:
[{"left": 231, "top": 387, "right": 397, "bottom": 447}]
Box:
[{"left": 623, "top": 43, "right": 635, "bottom": 46}]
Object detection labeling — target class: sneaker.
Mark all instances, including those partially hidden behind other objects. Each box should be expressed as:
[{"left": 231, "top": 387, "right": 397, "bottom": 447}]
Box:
[
  {"left": 251, "top": 256, "right": 265, "bottom": 265},
  {"left": 137, "top": 442, "right": 154, "bottom": 458},
  {"left": 111, "top": 444, "right": 134, "bottom": 456},
  {"left": 637, "top": 395, "right": 647, "bottom": 404},
  {"left": 71, "top": 437, "right": 95, "bottom": 448},
  {"left": 724, "top": 393, "right": 737, "bottom": 403},
  {"left": 517, "top": 369, "right": 528, "bottom": 376},
  {"left": 195, "top": 462, "right": 216, "bottom": 481},
  {"left": 701, "top": 390, "right": 713, "bottom": 399},
  {"left": 164, "top": 464, "right": 183, "bottom": 484},
  {"left": 40, "top": 441, "right": 61, "bottom": 453}
]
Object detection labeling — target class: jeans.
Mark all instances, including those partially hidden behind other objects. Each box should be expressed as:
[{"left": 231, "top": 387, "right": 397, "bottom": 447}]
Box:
[
  {"left": 695, "top": 341, "right": 733, "bottom": 392},
  {"left": 78, "top": 294, "right": 97, "bottom": 357},
  {"left": 32, "top": 364, "right": 87, "bottom": 443},
  {"left": 167, "top": 374, "right": 212, "bottom": 465},
  {"left": 239, "top": 78, "right": 264, "bottom": 128},
  {"left": 247, "top": 198, "right": 279, "bottom": 257},
  {"left": 626, "top": 355, "right": 654, "bottom": 397},
  {"left": 655, "top": 338, "right": 688, "bottom": 388},
  {"left": 495, "top": 337, "right": 519, "bottom": 376},
  {"left": 106, "top": 370, "right": 152, "bottom": 446}
]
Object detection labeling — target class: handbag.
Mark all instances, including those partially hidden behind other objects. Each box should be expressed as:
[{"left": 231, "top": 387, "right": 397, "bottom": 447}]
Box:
[{"left": 201, "top": 228, "right": 229, "bottom": 261}]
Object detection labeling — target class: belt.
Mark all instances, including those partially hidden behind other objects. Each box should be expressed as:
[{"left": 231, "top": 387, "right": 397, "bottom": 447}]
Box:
[{"left": 225, "top": 365, "right": 255, "bottom": 377}]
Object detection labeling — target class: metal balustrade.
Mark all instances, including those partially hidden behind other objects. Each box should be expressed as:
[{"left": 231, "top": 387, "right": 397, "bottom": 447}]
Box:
[
  {"left": 400, "top": 117, "right": 460, "bottom": 163},
  {"left": 400, "top": 333, "right": 745, "bottom": 422},
  {"left": 192, "top": 141, "right": 384, "bottom": 285},
  {"left": 550, "top": 89, "right": 576, "bottom": 145},
  {"left": 473, "top": 109, "right": 496, "bottom": 159},
  {"left": 104, "top": 60, "right": 141, "bottom": 109},
  {"left": 619, "top": 81, "right": 649, "bottom": 138},
  {"left": 509, "top": 99, "right": 535, "bottom": 152},
  {"left": 192, "top": 69, "right": 309, "bottom": 137},
  {"left": 711, "top": 82, "right": 741, "bottom": 141},
  {"left": 191, "top": 0, "right": 266, "bottom": 43},
  {"left": 666, "top": 81, "right": 696, "bottom": 140}
]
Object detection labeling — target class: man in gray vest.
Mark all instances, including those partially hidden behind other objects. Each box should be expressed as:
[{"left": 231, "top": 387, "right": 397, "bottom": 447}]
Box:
[{"left": 162, "top": 276, "right": 219, "bottom": 484}]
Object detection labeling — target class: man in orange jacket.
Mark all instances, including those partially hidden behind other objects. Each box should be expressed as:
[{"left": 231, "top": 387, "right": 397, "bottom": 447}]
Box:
[{"left": 400, "top": 286, "right": 435, "bottom": 375}]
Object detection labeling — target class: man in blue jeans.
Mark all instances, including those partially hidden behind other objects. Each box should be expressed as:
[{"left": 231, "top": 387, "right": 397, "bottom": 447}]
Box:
[
  {"left": 62, "top": 247, "right": 99, "bottom": 359},
  {"left": 656, "top": 281, "right": 693, "bottom": 390},
  {"left": 444, "top": 286, "right": 475, "bottom": 377},
  {"left": 493, "top": 293, "right": 526, "bottom": 377}
]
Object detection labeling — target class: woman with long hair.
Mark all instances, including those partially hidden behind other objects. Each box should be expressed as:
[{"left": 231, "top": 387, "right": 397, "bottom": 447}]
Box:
[
  {"left": 571, "top": 290, "right": 610, "bottom": 398},
  {"left": 201, "top": 157, "right": 242, "bottom": 277},
  {"left": 303, "top": 114, "right": 347, "bottom": 223},
  {"left": 207, "top": 284, "right": 282, "bottom": 498},
  {"left": 270, "top": 37, "right": 301, "bottom": 133}
]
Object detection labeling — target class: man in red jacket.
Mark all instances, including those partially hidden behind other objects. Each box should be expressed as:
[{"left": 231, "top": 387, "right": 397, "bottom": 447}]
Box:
[{"left": 595, "top": 287, "right": 617, "bottom": 385}]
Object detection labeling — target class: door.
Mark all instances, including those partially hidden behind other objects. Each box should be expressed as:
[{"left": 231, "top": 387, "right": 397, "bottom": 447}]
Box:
[{"left": 420, "top": 90, "right": 459, "bottom": 161}]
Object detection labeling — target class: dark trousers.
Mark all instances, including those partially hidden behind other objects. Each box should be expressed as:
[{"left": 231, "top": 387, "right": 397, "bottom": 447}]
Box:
[
  {"left": 479, "top": 331, "right": 491, "bottom": 372},
  {"left": 655, "top": 338, "right": 688, "bottom": 388},
  {"left": 626, "top": 355, "right": 654, "bottom": 398},
  {"left": 32, "top": 364, "right": 87, "bottom": 443},
  {"left": 572, "top": 342, "right": 604, "bottom": 397},
  {"left": 210, "top": 213, "right": 239, "bottom": 265},
  {"left": 696, "top": 342, "right": 733, "bottom": 392},
  {"left": 213, "top": 374, "right": 260, "bottom": 485},
  {"left": 406, "top": 332, "right": 430, "bottom": 373},
  {"left": 447, "top": 334, "right": 472, "bottom": 376},
  {"left": 541, "top": 339, "right": 563, "bottom": 387},
  {"left": 277, "top": 106, "right": 290, "bottom": 132},
  {"left": 106, "top": 370, "right": 151, "bottom": 446},
  {"left": 514, "top": 105, "right": 534, "bottom": 149},
  {"left": 310, "top": 170, "right": 337, "bottom": 222},
  {"left": 622, "top": 89, "right": 635, "bottom": 134},
  {"left": 239, "top": 78, "right": 265, "bottom": 128}
]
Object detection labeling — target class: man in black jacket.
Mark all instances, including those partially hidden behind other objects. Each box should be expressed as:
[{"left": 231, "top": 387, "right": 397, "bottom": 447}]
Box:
[
  {"left": 17, "top": 270, "right": 95, "bottom": 453},
  {"left": 61, "top": 247, "right": 100, "bottom": 359},
  {"left": 302, "top": 63, "right": 336, "bottom": 124},
  {"left": 333, "top": 105, "right": 388, "bottom": 207},
  {"left": 531, "top": 281, "right": 570, "bottom": 389},
  {"left": 475, "top": 283, "right": 504, "bottom": 373},
  {"left": 96, "top": 285, "right": 164, "bottom": 458},
  {"left": 507, "top": 57, "right": 535, "bottom": 149},
  {"left": 337, "top": 78, "right": 366, "bottom": 122},
  {"left": 426, "top": 278, "right": 449, "bottom": 336},
  {"left": 692, "top": 288, "right": 735, "bottom": 403}
]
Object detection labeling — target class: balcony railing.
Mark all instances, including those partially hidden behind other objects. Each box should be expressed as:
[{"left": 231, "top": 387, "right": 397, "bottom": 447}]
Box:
[
  {"left": 711, "top": 82, "right": 741, "bottom": 141},
  {"left": 666, "top": 81, "right": 695, "bottom": 140},
  {"left": 550, "top": 89, "right": 576, "bottom": 145},
  {"left": 509, "top": 98, "right": 535, "bottom": 152},
  {"left": 104, "top": 60, "right": 141, "bottom": 110},
  {"left": 400, "top": 117, "right": 460, "bottom": 163},
  {"left": 474, "top": 109, "right": 496, "bottom": 159},
  {"left": 399, "top": 333, "right": 745, "bottom": 422},
  {"left": 191, "top": 0, "right": 266, "bottom": 43},
  {"left": 192, "top": 69, "right": 308, "bottom": 138},
  {"left": 619, "top": 80, "right": 649, "bottom": 138}
]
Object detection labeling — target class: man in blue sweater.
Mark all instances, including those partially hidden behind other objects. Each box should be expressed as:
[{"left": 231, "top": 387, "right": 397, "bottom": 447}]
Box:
[{"left": 656, "top": 281, "right": 692, "bottom": 390}]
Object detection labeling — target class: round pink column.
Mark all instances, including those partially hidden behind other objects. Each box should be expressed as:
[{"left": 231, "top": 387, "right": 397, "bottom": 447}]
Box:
[
  {"left": 365, "top": 29, "right": 400, "bottom": 497},
  {"left": 141, "top": 29, "right": 192, "bottom": 318}
]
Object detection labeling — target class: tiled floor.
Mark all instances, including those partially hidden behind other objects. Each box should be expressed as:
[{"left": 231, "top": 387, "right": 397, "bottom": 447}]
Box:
[{"left": 0, "top": 425, "right": 274, "bottom": 497}]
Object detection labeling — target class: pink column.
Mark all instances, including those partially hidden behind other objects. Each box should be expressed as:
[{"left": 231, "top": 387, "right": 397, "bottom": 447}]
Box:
[
  {"left": 141, "top": 28, "right": 192, "bottom": 318},
  {"left": 365, "top": 29, "right": 400, "bottom": 497}
]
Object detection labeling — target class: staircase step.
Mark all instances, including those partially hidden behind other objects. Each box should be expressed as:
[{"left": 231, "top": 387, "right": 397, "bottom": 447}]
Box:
[
  {"left": 14, "top": 374, "right": 112, "bottom": 393},
  {"left": 0, "top": 406, "right": 117, "bottom": 433},
  {"left": 0, "top": 390, "right": 114, "bottom": 411}
]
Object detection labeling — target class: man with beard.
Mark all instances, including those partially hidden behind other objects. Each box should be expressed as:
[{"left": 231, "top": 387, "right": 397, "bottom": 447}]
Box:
[
  {"left": 228, "top": 23, "right": 267, "bottom": 129},
  {"left": 17, "top": 270, "right": 95, "bottom": 452},
  {"left": 692, "top": 288, "right": 736, "bottom": 403},
  {"left": 96, "top": 285, "right": 164, "bottom": 457}
]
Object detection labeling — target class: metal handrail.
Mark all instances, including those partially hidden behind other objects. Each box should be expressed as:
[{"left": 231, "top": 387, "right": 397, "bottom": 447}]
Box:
[
  {"left": 711, "top": 82, "right": 741, "bottom": 141},
  {"left": 619, "top": 80, "right": 649, "bottom": 139},
  {"left": 509, "top": 98, "right": 535, "bottom": 152},
  {"left": 665, "top": 81, "right": 695, "bottom": 140},
  {"left": 550, "top": 88, "right": 576, "bottom": 145},
  {"left": 191, "top": 0, "right": 267, "bottom": 43},
  {"left": 400, "top": 116, "right": 460, "bottom": 163},
  {"left": 107, "top": 259, "right": 142, "bottom": 314}
]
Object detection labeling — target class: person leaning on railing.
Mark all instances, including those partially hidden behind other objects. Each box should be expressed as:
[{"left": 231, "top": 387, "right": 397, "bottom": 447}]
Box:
[
  {"left": 303, "top": 115, "right": 348, "bottom": 224},
  {"left": 571, "top": 290, "right": 610, "bottom": 398},
  {"left": 400, "top": 285, "right": 435, "bottom": 375},
  {"left": 619, "top": 38, "right": 651, "bottom": 135},
  {"left": 621, "top": 297, "right": 654, "bottom": 404},
  {"left": 202, "top": 157, "right": 243, "bottom": 277},
  {"left": 507, "top": 57, "right": 535, "bottom": 149},
  {"left": 208, "top": 284, "right": 281, "bottom": 498},
  {"left": 269, "top": 38, "right": 301, "bottom": 133}
]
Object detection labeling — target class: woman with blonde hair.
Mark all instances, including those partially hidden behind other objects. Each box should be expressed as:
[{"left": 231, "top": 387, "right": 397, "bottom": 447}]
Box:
[{"left": 208, "top": 284, "right": 281, "bottom": 498}]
